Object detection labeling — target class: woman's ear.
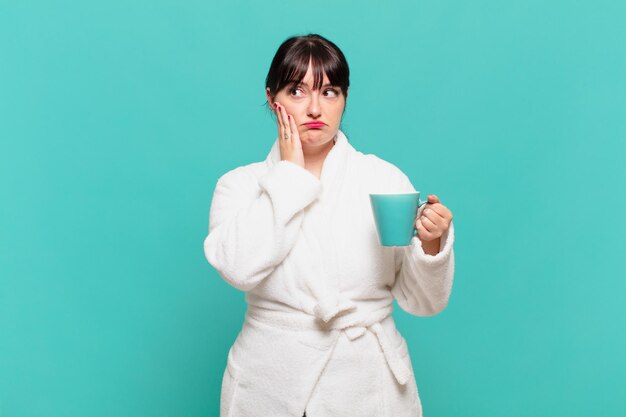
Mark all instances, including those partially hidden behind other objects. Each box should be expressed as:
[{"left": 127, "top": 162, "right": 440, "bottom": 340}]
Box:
[{"left": 266, "top": 87, "right": 274, "bottom": 107}]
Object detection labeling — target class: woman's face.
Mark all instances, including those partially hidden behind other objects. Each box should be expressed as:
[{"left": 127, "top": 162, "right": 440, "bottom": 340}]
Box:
[{"left": 266, "top": 61, "right": 347, "bottom": 148}]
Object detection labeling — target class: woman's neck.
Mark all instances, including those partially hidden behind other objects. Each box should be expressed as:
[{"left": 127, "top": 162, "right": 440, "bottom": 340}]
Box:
[{"left": 302, "top": 135, "right": 336, "bottom": 178}]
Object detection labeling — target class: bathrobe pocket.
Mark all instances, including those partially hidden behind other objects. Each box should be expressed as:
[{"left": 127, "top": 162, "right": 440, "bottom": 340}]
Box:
[
  {"left": 379, "top": 317, "right": 423, "bottom": 414},
  {"left": 387, "top": 338, "right": 423, "bottom": 415},
  {"left": 392, "top": 334, "right": 422, "bottom": 412},
  {"left": 220, "top": 346, "right": 242, "bottom": 417},
  {"left": 382, "top": 318, "right": 412, "bottom": 369}
]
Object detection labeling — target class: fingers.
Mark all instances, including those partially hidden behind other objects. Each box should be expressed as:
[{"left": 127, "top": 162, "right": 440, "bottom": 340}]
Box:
[
  {"left": 427, "top": 203, "right": 449, "bottom": 219},
  {"left": 416, "top": 195, "right": 454, "bottom": 242},
  {"left": 416, "top": 206, "right": 444, "bottom": 238},
  {"left": 420, "top": 214, "right": 438, "bottom": 232},
  {"left": 416, "top": 212, "right": 443, "bottom": 241},
  {"left": 415, "top": 217, "right": 435, "bottom": 240},
  {"left": 273, "top": 102, "right": 285, "bottom": 140},
  {"left": 423, "top": 199, "right": 453, "bottom": 222},
  {"left": 275, "top": 102, "right": 290, "bottom": 140},
  {"left": 427, "top": 194, "right": 440, "bottom": 204},
  {"left": 424, "top": 206, "right": 449, "bottom": 229},
  {"left": 275, "top": 101, "right": 301, "bottom": 145},
  {"left": 272, "top": 102, "right": 280, "bottom": 137},
  {"left": 287, "top": 109, "right": 301, "bottom": 143}
]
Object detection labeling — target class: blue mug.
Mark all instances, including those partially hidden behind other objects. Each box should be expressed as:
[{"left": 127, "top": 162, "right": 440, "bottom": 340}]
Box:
[{"left": 369, "top": 192, "right": 428, "bottom": 246}]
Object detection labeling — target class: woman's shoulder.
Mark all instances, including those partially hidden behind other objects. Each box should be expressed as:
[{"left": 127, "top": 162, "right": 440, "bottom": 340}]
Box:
[{"left": 215, "top": 161, "right": 268, "bottom": 188}]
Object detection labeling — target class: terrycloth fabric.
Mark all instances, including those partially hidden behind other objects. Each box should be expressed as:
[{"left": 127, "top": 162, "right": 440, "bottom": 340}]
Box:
[{"left": 204, "top": 129, "right": 455, "bottom": 417}]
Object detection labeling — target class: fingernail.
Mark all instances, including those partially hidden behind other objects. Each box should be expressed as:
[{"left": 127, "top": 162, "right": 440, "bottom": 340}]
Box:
[{"left": 288, "top": 115, "right": 290, "bottom": 120}]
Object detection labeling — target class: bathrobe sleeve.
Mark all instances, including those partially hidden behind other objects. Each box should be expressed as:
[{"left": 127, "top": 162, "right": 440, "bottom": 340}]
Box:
[
  {"left": 390, "top": 173, "right": 456, "bottom": 316},
  {"left": 204, "top": 160, "right": 322, "bottom": 291}
]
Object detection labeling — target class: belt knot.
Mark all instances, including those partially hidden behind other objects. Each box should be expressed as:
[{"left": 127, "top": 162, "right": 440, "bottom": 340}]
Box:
[{"left": 313, "top": 295, "right": 357, "bottom": 323}]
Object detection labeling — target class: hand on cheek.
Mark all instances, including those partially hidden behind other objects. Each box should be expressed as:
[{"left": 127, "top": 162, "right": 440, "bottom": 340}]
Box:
[{"left": 274, "top": 101, "right": 305, "bottom": 168}]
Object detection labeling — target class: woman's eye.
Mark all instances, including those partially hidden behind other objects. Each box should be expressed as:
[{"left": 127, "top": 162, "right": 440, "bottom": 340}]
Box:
[
  {"left": 289, "top": 88, "right": 304, "bottom": 96},
  {"left": 324, "top": 88, "right": 339, "bottom": 97}
]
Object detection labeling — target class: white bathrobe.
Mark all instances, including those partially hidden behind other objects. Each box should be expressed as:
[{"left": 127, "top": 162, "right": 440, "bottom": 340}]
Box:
[{"left": 204, "top": 129, "right": 455, "bottom": 417}]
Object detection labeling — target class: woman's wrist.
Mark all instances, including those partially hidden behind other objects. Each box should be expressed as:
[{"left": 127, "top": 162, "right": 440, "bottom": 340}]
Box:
[{"left": 419, "top": 237, "right": 441, "bottom": 256}]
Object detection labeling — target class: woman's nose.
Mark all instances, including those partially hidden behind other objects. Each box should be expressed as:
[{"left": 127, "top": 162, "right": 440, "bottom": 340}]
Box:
[{"left": 306, "top": 94, "right": 321, "bottom": 117}]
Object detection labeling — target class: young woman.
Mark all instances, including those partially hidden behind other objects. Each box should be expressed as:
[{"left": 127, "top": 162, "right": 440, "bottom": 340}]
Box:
[{"left": 204, "top": 33, "right": 455, "bottom": 417}]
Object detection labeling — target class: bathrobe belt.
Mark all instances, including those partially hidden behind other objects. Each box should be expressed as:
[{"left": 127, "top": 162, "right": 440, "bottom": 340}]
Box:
[{"left": 246, "top": 296, "right": 412, "bottom": 386}]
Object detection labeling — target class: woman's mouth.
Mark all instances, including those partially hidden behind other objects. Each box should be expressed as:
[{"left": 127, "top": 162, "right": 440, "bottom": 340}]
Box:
[{"left": 304, "top": 122, "right": 325, "bottom": 129}]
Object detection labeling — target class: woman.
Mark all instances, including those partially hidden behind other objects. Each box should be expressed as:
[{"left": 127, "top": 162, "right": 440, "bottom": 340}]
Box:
[{"left": 204, "top": 34, "right": 455, "bottom": 417}]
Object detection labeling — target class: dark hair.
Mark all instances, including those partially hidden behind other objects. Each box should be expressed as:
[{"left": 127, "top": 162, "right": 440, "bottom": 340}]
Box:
[{"left": 265, "top": 34, "right": 350, "bottom": 108}]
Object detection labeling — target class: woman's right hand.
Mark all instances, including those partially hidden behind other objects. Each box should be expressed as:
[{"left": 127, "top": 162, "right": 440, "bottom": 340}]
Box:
[{"left": 274, "top": 102, "right": 305, "bottom": 168}]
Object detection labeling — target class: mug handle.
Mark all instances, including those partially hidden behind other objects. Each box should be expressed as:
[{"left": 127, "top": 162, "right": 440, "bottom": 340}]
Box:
[{"left": 412, "top": 199, "right": 429, "bottom": 236}]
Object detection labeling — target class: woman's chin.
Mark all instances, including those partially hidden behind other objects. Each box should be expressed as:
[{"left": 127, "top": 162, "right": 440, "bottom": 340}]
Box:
[{"left": 300, "top": 130, "right": 332, "bottom": 146}]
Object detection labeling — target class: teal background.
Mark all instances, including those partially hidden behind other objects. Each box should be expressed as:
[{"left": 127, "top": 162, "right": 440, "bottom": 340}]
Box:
[{"left": 1, "top": 0, "right": 625, "bottom": 416}]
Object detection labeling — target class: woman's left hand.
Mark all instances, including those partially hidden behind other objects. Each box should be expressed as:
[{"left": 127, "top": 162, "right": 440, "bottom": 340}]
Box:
[{"left": 415, "top": 194, "right": 453, "bottom": 242}]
